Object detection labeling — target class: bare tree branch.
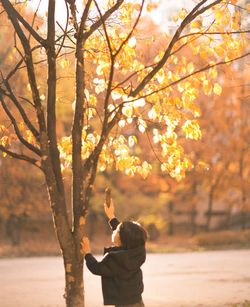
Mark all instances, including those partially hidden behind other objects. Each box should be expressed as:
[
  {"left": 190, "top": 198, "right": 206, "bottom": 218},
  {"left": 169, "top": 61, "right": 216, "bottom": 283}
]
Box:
[
  {"left": 82, "top": 104, "right": 123, "bottom": 213},
  {"left": 93, "top": 0, "right": 115, "bottom": 124},
  {"left": 83, "top": 0, "right": 124, "bottom": 40},
  {"left": 94, "top": 0, "right": 113, "bottom": 55},
  {"left": 178, "top": 29, "right": 250, "bottom": 41},
  {"left": 146, "top": 129, "right": 163, "bottom": 164},
  {"left": 0, "top": 145, "right": 40, "bottom": 167},
  {"left": 0, "top": 79, "right": 39, "bottom": 140},
  {"left": 66, "top": 0, "right": 78, "bottom": 32},
  {"left": 0, "top": 0, "right": 46, "bottom": 47},
  {"left": 28, "top": 0, "right": 42, "bottom": 42},
  {"left": 46, "top": 0, "right": 65, "bottom": 197},
  {"left": 1, "top": 0, "right": 47, "bottom": 134},
  {"left": 56, "top": 1, "right": 70, "bottom": 57},
  {"left": 0, "top": 95, "right": 41, "bottom": 156},
  {"left": 1, "top": 45, "right": 42, "bottom": 82},
  {"left": 71, "top": 0, "right": 93, "bottom": 228},
  {"left": 56, "top": 22, "right": 76, "bottom": 46}
]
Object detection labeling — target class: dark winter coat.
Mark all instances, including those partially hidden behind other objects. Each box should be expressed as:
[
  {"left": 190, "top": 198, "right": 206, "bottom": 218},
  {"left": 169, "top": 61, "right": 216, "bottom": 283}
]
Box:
[{"left": 85, "top": 218, "right": 146, "bottom": 306}]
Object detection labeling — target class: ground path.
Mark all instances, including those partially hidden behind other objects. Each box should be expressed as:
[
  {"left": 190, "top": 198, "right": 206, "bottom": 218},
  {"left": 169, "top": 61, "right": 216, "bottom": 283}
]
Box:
[{"left": 0, "top": 249, "right": 250, "bottom": 306}]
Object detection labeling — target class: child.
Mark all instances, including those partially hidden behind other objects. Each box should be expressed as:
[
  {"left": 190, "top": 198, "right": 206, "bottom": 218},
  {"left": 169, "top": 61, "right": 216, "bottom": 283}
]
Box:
[{"left": 81, "top": 198, "right": 147, "bottom": 307}]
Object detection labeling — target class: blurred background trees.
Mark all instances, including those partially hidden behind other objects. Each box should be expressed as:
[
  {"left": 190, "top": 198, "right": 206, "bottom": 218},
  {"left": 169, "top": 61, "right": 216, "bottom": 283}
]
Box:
[{"left": 0, "top": 0, "right": 249, "bottom": 250}]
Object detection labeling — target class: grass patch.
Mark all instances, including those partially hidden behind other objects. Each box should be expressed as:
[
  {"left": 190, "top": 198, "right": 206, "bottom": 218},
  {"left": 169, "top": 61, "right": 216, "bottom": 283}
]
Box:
[
  {"left": 1, "top": 228, "right": 250, "bottom": 257},
  {"left": 231, "top": 301, "right": 250, "bottom": 307},
  {"left": 191, "top": 229, "right": 250, "bottom": 249}
]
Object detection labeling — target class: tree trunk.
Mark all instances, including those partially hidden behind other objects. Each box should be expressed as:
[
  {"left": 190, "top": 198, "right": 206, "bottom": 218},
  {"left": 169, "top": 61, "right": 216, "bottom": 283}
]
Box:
[
  {"left": 64, "top": 251, "right": 84, "bottom": 307},
  {"left": 42, "top": 157, "right": 86, "bottom": 306},
  {"left": 239, "top": 149, "right": 247, "bottom": 230},
  {"left": 190, "top": 205, "right": 197, "bottom": 235},
  {"left": 167, "top": 202, "right": 174, "bottom": 236},
  {"left": 206, "top": 188, "right": 214, "bottom": 232},
  {"left": 206, "top": 169, "right": 225, "bottom": 232},
  {"left": 241, "top": 211, "right": 246, "bottom": 230},
  {"left": 225, "top": 205, "right": 232, "bottom": 230}
]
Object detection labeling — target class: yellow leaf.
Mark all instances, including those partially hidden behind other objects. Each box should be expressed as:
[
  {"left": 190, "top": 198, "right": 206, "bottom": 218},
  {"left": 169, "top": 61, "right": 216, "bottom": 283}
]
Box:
[
  {"left": 179, "top": 8, "right": 187, "bottom": 20},
  {"left": 198, "top": 161, "right": 210, "bottom": 170},
  {"left": 172, "top": 14, "right": 179, "bottom": 22},
  {"left": 174, "top": 97, "right": 182, "bottom": 109},
  {"left": 89, "top": 95, "right": 97, "bottom": 106},
  {"left": 156, "top": 70, "right": 165, "bottom": 83},
  {"left": 148, "top": 108, "right": 157, "bottom": 120},
  {"left": 133, "top": 98, "right": 146, "bottom": 107},
  {"left": 0, "top": 125, "right": 6, "bottom": 133},
  {"left": 187, "top": 62, "right": 194, "bottom": 74},
  {"left": 191, "top": 20, "right": 201, "bottom": 29},
  {"left": 128, "top": 136, "right": 137, "bottom": 147},
  {"left": 213, "top": 83, "right": 222, "bottom": 95},
  {"left": 208, "top": 68, "right": 217, "bottom": 79},
  {"left": 128, "top": 37, "right": 136, "bottom": 48},
  {"left": 182, "top": 120, "right": 202, "bottom": 140},
  {"left": 203, "top": 80, "right": 212, "bottom": 95},
  {"left": 118, "top": 119, "right": 126, "bottom": 128},
  {"left": 214, "top": 45, "right": 224, "bottom": 57},
  {"left": 111, "top": 91, "right": 122, "bottom": 101},
  {"left": 177, "top": 83, "right": 185, "bottom": 93},
  {"left": 146, "top": 3, "right": 152, "bottom": 12},
  {"left": 138, "top": 124, "right": 145, "bottom": 133},
  {"left": 0, "top": 136, "right": 9, "bottom": 146},
  {"left": 122, "top": 105, "right": 133, "bottom": 117},
  {"left": 134, "top": 3, "right": 141, "bottom": 11},
  {"left": 18, "top": 122, "right": 25, "bottom": 131},
  {"left": 60, "top": 59, "right": 69, "bottom": 69}
]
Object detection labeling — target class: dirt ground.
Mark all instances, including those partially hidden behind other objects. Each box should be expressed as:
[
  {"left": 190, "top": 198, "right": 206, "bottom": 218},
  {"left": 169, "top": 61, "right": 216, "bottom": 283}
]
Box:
[{"left": 0, "top": 249, "right": 250, "bottom": 307}]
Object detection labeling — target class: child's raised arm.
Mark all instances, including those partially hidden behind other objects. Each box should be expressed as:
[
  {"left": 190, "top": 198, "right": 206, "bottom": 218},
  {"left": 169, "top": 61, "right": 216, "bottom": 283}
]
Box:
[{"left": 104, "top": 188, "right": 115, "bottom": 220}]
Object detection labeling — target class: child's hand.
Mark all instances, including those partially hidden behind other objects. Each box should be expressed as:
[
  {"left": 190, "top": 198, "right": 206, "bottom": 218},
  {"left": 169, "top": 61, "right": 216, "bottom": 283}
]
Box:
[
  {"left": 81, "top": 236, "right": 91, "bottom": 254},
  {"left": 104, "top": 199, "right": 115, "bottom": 220}
]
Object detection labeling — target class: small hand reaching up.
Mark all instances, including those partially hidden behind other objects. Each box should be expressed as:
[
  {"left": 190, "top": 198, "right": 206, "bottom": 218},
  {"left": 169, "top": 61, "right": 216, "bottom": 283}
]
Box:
[
  {"left": 104, "top": 187, "right": 115, "bottom": 220},
  {"left": 81, "top": 236, "right": 91, "bottom": 254},
  {"left": 104, "top": 198, "right": 115, "bottom": 220}
]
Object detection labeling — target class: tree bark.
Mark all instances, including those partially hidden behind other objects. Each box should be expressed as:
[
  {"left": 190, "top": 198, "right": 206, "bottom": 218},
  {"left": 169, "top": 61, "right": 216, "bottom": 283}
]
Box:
[{"left": 64, "top": 247, "right": 84, "bottom": 307}]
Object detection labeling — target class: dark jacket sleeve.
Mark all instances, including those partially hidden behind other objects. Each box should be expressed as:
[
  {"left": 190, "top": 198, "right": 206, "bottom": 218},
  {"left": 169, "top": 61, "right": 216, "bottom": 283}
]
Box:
[
  {"left": 85, "top": 253, "right": 115, "bottom": 277},
  {"left": 109, "top": 217, "right": 120, "bottom": 231}
]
